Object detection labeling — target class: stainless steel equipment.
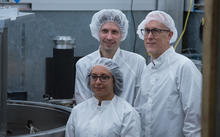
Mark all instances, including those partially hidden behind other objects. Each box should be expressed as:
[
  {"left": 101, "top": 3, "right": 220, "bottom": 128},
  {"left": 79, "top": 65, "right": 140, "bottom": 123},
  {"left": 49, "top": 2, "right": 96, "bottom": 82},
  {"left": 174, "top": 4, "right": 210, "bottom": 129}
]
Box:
[
  {"left": 0, "top": 23, "right": 8, "bottom": 137},
  {"left": 47, "top": 98, "right": 75, "bottom": 108},
  {"left": 53, "top": 36, "right": 75, "bottom": 49},
  {"left": 45, "top": 36, "right": 75, "bottom": 99},
  {"left": 0, "top": 11, "right": 34, "bottom": 137},
  {"left": 7, "top": 100, "right": 71, "bottom": 137}
]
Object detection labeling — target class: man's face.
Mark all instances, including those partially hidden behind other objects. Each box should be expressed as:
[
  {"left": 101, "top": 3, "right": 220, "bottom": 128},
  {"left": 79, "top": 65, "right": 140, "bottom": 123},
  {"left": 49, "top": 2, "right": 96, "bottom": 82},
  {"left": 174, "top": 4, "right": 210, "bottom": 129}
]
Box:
[
  {"left": 144, "top": 20, "right": 173, "bottom": 59},
  {"left": 99, "top": 22, "right": 122, "bottom": 54}
]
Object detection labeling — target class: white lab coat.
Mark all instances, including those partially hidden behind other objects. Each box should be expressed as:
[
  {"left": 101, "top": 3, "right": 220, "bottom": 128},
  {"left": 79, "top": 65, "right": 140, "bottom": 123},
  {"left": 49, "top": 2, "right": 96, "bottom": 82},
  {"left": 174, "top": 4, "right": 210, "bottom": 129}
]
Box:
[
  {"left": 135, "top": 47, "right": 202, "bottom": 137},
  {"left": 65, "top": 95, "right": 141, "bottom": 137},
  {"left": 74, "top": 47, "right": 146, "bottom": 106}
]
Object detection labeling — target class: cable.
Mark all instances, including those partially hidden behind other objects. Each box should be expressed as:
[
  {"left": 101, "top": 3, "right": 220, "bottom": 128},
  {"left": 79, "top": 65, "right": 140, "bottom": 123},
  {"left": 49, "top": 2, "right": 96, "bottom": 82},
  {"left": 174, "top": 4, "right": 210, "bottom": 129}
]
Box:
[
  {"left": 130, "top": 0, "right": 137, "bottom": 52},
  {"left": 174, "top": 0, "right": 193, "bottom": 50}
]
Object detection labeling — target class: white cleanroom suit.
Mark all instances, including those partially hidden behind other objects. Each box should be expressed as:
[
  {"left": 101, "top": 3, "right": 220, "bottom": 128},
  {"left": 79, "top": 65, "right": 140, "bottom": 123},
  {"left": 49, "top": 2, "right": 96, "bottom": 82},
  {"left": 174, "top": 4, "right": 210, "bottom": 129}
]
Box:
[
  {"left": 75, "top": 48, "right": 146, "bottom": 106},
  {"left": 135, "top": 47, "right": 202, "bottom": 137},
  {"left": 66, "top": 95, "right": 141, "bottom": 137}
]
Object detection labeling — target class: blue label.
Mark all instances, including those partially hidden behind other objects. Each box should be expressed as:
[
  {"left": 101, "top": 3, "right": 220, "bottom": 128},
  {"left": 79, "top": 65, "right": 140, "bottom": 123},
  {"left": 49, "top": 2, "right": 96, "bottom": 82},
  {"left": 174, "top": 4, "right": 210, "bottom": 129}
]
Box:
[{"left": 14, "top": 0, "right": 20, "bottom": 3}]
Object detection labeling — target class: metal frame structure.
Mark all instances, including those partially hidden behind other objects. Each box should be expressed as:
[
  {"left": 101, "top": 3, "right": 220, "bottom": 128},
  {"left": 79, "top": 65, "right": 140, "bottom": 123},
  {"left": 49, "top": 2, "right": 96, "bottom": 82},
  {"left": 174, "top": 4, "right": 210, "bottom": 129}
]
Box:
[{"left": 0, "top": 20, "right": 8, "bottom": 137}]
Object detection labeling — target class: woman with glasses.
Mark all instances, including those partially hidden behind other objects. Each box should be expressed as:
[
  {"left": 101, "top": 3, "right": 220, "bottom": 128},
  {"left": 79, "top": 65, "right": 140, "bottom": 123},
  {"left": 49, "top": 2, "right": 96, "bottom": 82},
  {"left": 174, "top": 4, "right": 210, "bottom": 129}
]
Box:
[{"left": 65, "top": 58, "right": 141, "bottom": 137}]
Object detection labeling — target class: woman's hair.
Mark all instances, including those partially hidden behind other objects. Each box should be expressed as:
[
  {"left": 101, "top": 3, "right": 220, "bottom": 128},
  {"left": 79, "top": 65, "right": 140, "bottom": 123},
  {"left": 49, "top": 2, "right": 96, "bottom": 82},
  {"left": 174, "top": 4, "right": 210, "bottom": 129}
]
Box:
[{"left": 86, "top": 57, "right": 123, "bottom": 96}]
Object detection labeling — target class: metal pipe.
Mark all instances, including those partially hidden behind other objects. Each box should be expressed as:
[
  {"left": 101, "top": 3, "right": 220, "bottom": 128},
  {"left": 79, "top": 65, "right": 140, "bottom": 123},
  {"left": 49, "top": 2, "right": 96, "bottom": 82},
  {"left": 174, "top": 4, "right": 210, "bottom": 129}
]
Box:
[{"left": 0, "top": 27, "right": 8, "bottom": 137}]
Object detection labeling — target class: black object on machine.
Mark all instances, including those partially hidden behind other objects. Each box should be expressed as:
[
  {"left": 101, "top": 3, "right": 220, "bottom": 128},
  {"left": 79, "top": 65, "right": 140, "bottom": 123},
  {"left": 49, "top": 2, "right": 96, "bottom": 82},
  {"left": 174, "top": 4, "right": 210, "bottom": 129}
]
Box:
[{"left": 45, "top": 36, "right": 75, "bottom": 99}]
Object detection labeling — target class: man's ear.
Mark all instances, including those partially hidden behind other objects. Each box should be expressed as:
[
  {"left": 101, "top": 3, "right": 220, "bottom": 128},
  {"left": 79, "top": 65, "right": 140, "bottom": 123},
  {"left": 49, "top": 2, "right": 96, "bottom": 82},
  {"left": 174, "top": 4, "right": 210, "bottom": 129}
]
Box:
[{"left": 168, "top": 31, "right": 173, "bottom": 41}]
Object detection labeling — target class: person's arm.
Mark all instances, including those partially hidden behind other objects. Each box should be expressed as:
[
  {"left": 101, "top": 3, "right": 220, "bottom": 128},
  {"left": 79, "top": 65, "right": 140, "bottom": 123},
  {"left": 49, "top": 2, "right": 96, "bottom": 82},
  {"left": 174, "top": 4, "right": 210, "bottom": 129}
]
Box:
[
  {"left": 65, "top": 111, "right": 75, "bottom": 137},
  {"left": 178, "top": 60, "right": 202, "bottom": 137},
  {"left": 74, "top": 62, "right": 92, "bottom": 104},
  {"left": 121, "top": 110, "right": 142, "bottom": 137},
  {"left": 133, "top": 57, "right": 146, "bottom": 106}
]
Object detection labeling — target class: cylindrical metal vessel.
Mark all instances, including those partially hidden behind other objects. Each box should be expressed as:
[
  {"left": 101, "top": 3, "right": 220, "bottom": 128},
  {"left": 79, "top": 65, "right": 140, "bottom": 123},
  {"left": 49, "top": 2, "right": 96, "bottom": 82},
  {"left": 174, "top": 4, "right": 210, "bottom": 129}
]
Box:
[
  {"left": 45, "top": 36, "right": 75, "bottom": 99},
  {"left": 6, "top": 100, "right": 71, "bottom": 137},
  {"left": 53, "top": 36, "right": 75, "bottom": 49}
]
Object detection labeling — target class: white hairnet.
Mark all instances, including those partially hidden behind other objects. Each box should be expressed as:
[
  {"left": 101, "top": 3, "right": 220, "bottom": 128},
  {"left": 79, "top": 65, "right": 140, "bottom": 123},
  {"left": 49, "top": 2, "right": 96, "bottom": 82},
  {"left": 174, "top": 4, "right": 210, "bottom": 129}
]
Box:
[
  {"left": 87, "top": 58, "right": 123, "bottom": 96},
  {"left": 90, "top": 9, "right": 129, "bottom": 41},
  {"left": 137, "top": 10, "right": 178, "bottom": 44}
]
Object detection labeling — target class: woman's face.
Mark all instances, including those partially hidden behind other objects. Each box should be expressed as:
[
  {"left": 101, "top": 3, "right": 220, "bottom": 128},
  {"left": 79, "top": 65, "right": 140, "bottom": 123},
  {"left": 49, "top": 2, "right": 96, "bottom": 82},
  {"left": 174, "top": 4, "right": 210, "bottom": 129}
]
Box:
[{"left": 90, "top": 65, "right": 114, "bottom": 101}]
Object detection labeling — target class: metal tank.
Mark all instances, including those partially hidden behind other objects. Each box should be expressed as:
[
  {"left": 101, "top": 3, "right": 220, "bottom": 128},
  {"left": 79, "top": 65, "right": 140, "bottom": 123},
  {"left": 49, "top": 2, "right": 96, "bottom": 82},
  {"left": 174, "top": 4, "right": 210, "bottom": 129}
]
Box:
[
  {"left": 45, "top": 36, "right": 75, "bottom": 99},
  {"left": 6, "top": 100, "right": 71, "bottom": 137}
]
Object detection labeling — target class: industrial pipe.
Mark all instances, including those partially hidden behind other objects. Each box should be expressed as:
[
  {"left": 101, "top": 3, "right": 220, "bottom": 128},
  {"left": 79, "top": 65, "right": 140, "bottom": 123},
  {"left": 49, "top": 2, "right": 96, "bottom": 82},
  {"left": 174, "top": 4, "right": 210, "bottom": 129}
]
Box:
[{"left": 0, "top": 27, "right": 8, "bottom": 137}]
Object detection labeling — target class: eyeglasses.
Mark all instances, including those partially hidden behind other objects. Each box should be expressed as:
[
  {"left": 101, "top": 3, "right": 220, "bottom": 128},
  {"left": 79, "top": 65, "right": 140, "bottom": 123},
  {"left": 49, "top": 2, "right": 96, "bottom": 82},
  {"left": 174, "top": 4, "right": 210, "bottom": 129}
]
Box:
[
  {"left": 141, "top": 28, "right": 170, "bottom": 36},
  {"left": 89, "top": 74, "right": 111, "bottom": 82}
]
